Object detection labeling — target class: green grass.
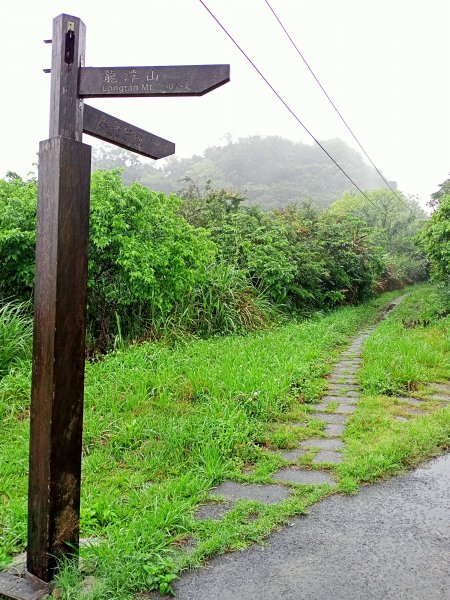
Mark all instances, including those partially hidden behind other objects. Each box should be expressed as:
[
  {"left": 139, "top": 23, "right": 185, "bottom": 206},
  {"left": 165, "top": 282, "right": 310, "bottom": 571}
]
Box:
[
  {"left": 0, "top": 301, "right": 32, "bottom": 378},
  {"left": 336, "top": 284, "right": 450, "bottom": 491},
  {"left": 0, "top": 285, "right": 449, "bottom": 598},
  {"left": 359, "top": 286, "right": 450, "bottom": 395}
]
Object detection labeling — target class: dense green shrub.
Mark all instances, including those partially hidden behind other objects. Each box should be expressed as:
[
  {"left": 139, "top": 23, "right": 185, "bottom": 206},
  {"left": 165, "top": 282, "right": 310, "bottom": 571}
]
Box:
[
  {"left": 0, "top": 172, "right": 275, "bottom": 350},
  {"left": 0, "top": 174, "right": 37, "bottom": 303},
  {"left": 329, "top": 189, "right": 428, "bottom": 284},
  {"left": 0, "top": 170, "right": 428, "bottom": 350},
  {"left": 419, "top": 194, "right": 450, "bottom": 284},
  {"left": 87, "top": 170, "right": 218, "bottom": 349}
]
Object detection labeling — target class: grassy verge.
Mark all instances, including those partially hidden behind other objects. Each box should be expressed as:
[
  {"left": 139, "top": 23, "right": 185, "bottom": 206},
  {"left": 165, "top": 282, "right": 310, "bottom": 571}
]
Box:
[
  {"left": 0, "top": 286, "right": 448, "bottom": 598},
  {"left": 338, "top": 283, "right": 449, "bottom": 491}
]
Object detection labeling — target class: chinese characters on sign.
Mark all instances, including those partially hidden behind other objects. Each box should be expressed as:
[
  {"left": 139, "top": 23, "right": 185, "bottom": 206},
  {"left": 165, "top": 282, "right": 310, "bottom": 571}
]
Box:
[
  {"left": 82, "top": 104, "right": 175, "bottom": 159},
  {"left": 79, "top": 64, "right": 230, "bottom": 97}
]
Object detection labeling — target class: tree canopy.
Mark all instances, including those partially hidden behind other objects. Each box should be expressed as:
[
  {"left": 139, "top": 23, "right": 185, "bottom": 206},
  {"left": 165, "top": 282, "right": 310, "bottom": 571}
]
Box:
[{"left": 93, "top": 135, "right": 396, "bottom": 210}]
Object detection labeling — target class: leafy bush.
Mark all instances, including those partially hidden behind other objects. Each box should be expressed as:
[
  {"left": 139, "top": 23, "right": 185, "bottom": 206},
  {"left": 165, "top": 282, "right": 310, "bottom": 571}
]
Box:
[
  {"left": 330, "top": 189, "right": 428, "bottom": 285},
  {"left": 87, "top": 170, "right": 218, "bottom": 349},
  {"left": 419, "top": 194, "right": 450, "bottom": 284},
  {"left": 0, "top": 174, "right": 37, "bottom": 303},
  {"left": 0, "top": 170, "right": 429, "bottom": 350}
]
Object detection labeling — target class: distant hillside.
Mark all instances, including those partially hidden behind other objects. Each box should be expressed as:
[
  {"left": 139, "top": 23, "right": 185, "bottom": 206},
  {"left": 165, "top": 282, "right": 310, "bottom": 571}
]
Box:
[{"left": 92, "top": 135, "right": 395, "bottom": 209}]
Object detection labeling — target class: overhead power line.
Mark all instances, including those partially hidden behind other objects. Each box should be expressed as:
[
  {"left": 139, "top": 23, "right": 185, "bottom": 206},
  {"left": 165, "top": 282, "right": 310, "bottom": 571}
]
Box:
[
  {"left": 263, "top": 0, "right": 409, "bottom": 208},
  {"left": 198, "top": 0, "right": 380, "bottom": 208}
]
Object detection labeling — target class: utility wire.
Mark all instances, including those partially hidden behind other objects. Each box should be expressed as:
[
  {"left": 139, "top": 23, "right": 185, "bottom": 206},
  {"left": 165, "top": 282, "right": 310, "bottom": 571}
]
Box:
[
  {"left": 198, "top": 0, "right": 380, "bottom": 208},
  {"left": 263, "top": 0, "right": 409, "bottom": 209}
]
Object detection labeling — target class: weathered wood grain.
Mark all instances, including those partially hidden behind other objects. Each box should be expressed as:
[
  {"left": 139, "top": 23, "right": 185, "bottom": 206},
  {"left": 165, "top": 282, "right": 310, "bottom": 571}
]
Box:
[
  {"left": 48, "top": 14, "right": 86, "bottom": 140},
  {"left": 27, "top": 137, "right": 91, "bottom": 582}
]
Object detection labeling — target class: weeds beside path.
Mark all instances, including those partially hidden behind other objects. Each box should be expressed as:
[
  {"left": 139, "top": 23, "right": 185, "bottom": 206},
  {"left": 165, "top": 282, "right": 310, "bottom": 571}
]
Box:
[{"left": 0, "top": 285, "right": 448, "bottom": 599}]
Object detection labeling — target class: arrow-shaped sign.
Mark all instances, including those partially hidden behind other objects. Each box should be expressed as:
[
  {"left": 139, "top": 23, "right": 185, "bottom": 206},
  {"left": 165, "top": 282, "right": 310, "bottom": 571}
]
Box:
[
  {"left": 82, "top": 104, "right": 175, "bottom": 159},
  {"left": 79, "top": 64, "right": 230, "bottom": 98}
]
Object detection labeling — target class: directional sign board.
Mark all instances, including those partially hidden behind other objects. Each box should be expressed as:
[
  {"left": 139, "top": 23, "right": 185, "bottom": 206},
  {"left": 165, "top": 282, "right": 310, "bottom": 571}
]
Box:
[
  {"left": 83, "top": 104, "right": 175, "bottom": 159},
  {"left": 79, "top": 64, "right": 230, "bottom": 97}
]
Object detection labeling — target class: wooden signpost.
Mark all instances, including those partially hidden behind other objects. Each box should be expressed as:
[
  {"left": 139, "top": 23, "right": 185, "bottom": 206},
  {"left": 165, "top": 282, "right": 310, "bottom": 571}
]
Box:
[{"left": 0, "top": 13, "right": 229, "bottom": 599}]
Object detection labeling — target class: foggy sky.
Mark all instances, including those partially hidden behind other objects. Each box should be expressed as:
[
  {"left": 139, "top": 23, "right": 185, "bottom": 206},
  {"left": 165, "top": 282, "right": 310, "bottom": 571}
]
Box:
[{"left": 0, "top": 0, "right": 449, "bottom": 205}]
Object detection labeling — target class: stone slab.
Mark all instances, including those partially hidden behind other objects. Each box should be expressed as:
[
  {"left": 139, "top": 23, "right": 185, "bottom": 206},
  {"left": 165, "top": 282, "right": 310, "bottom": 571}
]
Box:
[
  {"left": 272, "top": 468, "right": 335, "bottom": 485},
  {"left": 324, "top": 423, "right": 346, "bottom": 436},
  {"left": 195, "top": 502, "right": 232, "bottom": 521},
  {"left": 311, "top": 413, "right": 348, "bottom": 424},
  {"left": 321, "top": 395, "right": 359, "bottom": 403},
  {"left": 339, "top": 357, "right": 363, "bottom": 363},
  {"left": 333, "top": 371, "right": 360, "bottom": 378},
  {"left": 428, "top": 382, "right": 450, "bottom": 393},
  {"left": 326, "top": 385, "right": 359, "bottom": 394},
  {"left": 312, "top": 451, "right": 343, "bottom": 464},
  {"left": 401, "top": 408, "right": 428, "bottom": 417},
  {"left": 313, "top": 402, "right": 334, "bottom": 411},
  {"left": 334, "top": 361, "right": 360, "bottom": 368},
  {"left": 335, "top": 404, "right": 357, "bottom": 414},
  {"left": 395, "top": 397, "right": 426, "bottom": 405},
  {"left": 212, "top": 481, "right": 291, "bottom": 503},
  {"left": 4, "top": 553, "right": 26, "bottom": 577},
  {"left": 337, "top": 397, "right": 359, "bottom": 405},
  {"left": 343, "top": 390, "right": 360, "bottom": 397},
  {"left": 299, "top": 438, "right": 345, "bottom": 450},
  {"left": 427, "top": 394, "right": 450, "bottom": 402},
  {"left": 279, "top": 447, "right": 307, "bottom": 461},
  {"left": 327, "top": 377, "right": 357, "bottom": 385}
]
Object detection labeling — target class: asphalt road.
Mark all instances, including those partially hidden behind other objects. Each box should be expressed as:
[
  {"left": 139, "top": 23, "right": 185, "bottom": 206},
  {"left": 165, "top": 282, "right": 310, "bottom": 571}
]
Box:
[{"left": 169, "top": 453, "right": 450, "bottom": 600}]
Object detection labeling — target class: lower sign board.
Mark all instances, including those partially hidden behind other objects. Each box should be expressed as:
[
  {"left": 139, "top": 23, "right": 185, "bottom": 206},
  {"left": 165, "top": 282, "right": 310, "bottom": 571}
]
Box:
[{"left": 82, "top": 104, "right": 175, "bottom": 159}]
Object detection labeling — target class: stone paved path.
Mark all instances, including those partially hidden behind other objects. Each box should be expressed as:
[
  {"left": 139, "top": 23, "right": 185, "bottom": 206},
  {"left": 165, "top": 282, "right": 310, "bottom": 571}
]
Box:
[
  {"left": 197, "top": 296, "right": 450, "bottom": 514},
  {"left": 200, "top": 297, "right": 407, "bottom": 509},
  {"left": 166, "top": 454, "right": 450, "bottom": 599},
  {"left": 143, "top": 295, "right": 450, "bottom": 599},
  {"left": 6, "top": 296, "right": 449, "bottom": 600}
]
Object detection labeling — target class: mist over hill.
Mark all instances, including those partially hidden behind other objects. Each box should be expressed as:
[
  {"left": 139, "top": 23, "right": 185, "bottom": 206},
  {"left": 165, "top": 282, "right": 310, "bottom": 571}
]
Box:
[{"left": 92, "top": 135, "right": 395, "bottom": 209}]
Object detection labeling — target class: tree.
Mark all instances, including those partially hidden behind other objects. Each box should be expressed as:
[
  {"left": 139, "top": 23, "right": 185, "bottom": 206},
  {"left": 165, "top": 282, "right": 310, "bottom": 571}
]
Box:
[
  {"left": 329, "top": 189, "right": 428, "bottom": 282},
  {"left": 429, "top": 174, "right": 450, "bottom": 210},
  {"left": 92, "top": 144, "right": 158, "bottom": 186},
  {"left": 419, "top": 194, "right": 450, "bottom": 283},
  {"left": 0, "top": 174, "right": 37, "bottom": 302},
  {"left": 90, "top": 136, "right": 391, "bottom": 210},
  {"left": 87, "top": 170, "right": 216, "bottom": 348}
]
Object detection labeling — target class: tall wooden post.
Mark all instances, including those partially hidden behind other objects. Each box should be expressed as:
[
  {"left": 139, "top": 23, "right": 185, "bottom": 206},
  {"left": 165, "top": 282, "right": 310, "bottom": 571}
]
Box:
[
  {"left": 0, "top": 13, "right": 229, "bottom": 596},
  {"left": 27, "top": 14, "right": 91, "bottom": 582}
]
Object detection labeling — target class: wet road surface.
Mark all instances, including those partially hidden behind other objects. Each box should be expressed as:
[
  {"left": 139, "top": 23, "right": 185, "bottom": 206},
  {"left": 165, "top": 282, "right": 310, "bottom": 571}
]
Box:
[{"left": 169, "top": 453, "right": 450, "bottom": 600}]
